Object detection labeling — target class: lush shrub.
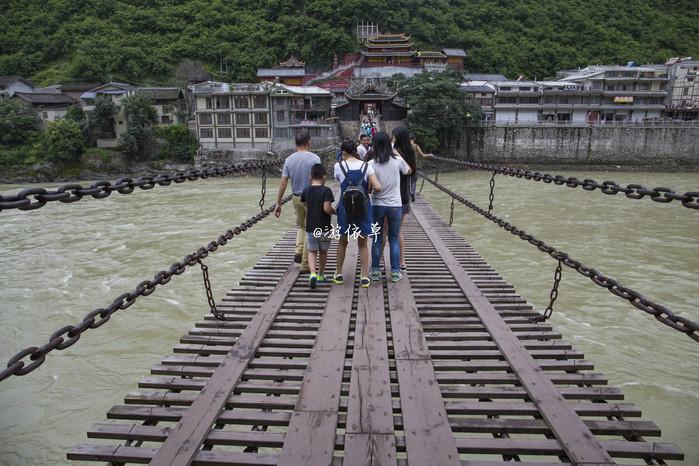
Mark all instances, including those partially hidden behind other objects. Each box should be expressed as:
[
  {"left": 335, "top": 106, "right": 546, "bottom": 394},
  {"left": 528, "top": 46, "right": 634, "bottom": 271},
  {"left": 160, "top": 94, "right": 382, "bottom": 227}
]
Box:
[
  {"left": 0, "top": 99, "right": 40, "bottom": 146},
  {"left": 153, "top": 124, "right": 199, "bottom": 163},
  {"left": 43, "top": 119, "right": 85, "bottom": 164}
]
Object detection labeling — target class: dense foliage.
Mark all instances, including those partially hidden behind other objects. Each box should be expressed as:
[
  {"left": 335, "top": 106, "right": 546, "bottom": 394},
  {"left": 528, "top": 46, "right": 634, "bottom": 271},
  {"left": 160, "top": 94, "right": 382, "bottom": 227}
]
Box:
[
  {"left": 119, "top": 94, "right": 159, "bottom": 160},
  {"left": 153, "top": 124, "right": 199, "bottom": 163},
  {"left": 2, "top": 1, "right": 698, "bottom": 85},
  {"left": 397, "top": 70, "right": 478, "bottom": 151},
  {"left": 42, "top": 119, "right": 85, "bottom": 164}
]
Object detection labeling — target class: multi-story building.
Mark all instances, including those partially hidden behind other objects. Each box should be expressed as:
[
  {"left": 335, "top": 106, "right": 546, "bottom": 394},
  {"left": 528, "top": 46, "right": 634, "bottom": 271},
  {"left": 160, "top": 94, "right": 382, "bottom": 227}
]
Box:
[
  {"left": 192, "top": 81, "right": 335, "bottom": 152},
  {"left": 11, "top": 92, "right": 75, "bottom": 125},
  {"left": 460, "top": 81, "right": 496, "bottom": 122},
  {"left": 665, "top": 57, "right": 699, "bottom": 120},
  {"left": 493, "top": 81, "right": 542, "bottom": 122},
  {"left": 559, "top": 66, "right": 668, "bottom": 122},
  {"left": 361, "top": 33, "right": 416, "bottom": 66}
]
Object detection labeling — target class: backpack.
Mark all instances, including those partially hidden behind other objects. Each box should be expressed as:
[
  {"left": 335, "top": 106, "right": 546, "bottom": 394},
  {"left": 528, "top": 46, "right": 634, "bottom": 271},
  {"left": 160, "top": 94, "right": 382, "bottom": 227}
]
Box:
[{"left": 339, "top": 161, "right": 368, "bottom": 217}]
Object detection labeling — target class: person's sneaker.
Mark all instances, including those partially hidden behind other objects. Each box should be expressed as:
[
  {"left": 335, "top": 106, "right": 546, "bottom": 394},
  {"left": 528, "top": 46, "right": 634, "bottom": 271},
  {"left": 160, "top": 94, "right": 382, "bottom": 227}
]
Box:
[
  {"left": 369, "top": 270, "right": 381, "bottom": 281},
  {"left": 360, "top": 277, "right": 371, "bottom": 288},
  {"left": 391, "top": 271, "right": 403, "bottom": 282},
  {"left": 332, "top": 274, "right": 344, "bottom": 285},
  {"left": 309, "top": 273, "right": 318, "bottom": 289},
  {"left": 317, "top": 274, "right": 326, "bottom": 283},
  {"left": 294, "top": 253, "right": 302, "bottom": 264}
]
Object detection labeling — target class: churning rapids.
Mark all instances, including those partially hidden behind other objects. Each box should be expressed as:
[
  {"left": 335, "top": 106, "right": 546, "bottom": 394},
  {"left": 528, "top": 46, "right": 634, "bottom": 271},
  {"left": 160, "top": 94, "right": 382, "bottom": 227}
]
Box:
[{"left": 1, "top": 171, "right": 698, "bottom": 464}]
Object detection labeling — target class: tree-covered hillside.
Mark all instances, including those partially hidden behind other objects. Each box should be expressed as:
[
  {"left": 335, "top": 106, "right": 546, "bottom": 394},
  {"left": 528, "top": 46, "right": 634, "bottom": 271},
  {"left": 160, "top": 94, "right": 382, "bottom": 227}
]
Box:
[{"left": 2, "top": 0, "right": 698, "bottom": 85}]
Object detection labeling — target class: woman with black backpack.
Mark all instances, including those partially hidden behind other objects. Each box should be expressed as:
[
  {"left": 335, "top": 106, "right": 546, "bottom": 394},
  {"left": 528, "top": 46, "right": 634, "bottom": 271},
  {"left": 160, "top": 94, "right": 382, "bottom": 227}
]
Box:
[{"left": 332, "top": 140, "right": 382, "bottom": 288}]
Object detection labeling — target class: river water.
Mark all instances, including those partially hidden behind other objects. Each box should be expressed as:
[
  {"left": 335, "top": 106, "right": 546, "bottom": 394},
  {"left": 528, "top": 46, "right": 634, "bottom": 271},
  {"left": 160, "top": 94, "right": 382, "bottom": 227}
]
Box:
[{"left": 0, "top": 171, "right": 697, "bottom": 464}]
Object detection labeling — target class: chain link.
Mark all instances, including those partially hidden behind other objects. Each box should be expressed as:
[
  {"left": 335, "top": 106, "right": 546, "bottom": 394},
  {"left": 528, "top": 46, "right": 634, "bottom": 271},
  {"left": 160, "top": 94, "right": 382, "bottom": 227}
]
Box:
[
  {"left": 419, "top": 172, "right": 699, "bottom": 343},
  {"left": 0, "top": 195, "right": 292, "bottom": 383},
  {"left": 0, "top": 159, "right": 284, "bottom": 214},
  {"left": 197, "top": 259, "right": 224, "bottom": 321},
  {"left": 432, "top": 155, "right": 699, "bottom": 211},
  {"left": 259, "top": 168, "right": 267, "bottom": 212},
  {"left": 488, "top": 172, "right": 496, "bottom": 213},
  {"left": 531, "top": 260, "right": 563, "bottom": 322}
]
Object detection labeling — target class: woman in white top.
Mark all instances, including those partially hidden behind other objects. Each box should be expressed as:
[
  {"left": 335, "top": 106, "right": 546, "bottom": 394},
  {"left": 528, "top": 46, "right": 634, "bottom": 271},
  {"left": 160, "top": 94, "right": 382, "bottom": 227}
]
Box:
[{"left": 367, "top": 132, "right": 411, "bottom": 282}]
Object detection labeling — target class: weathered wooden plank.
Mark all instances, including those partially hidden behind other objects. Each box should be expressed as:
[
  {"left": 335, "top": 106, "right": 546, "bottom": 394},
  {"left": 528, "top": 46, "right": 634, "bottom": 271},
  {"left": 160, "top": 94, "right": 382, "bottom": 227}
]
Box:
[
  {"left": 278, "top": 242, "right": 359, "bottom": 466},
  {"left": 386, "top": 246, "right": 460, "bottom": 466},
  {"left": 149, "top": 263, "right": 299, "bottom": 466},
  {"left": 343, "top": 434, "right": 398, "bottom": 466},
  {"left": 411, "top": 203, "right": 614, "bottom": 465}
]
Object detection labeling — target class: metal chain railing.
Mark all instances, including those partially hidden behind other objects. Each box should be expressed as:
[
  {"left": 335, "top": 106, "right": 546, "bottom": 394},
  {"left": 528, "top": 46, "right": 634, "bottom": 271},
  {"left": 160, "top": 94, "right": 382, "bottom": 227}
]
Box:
[
  {"left": 432, "top": 155, "right": 699, "bottom": 210},
  {"left": 449, "top": 197, "right": 455, "bottom": 226},
  {"left": 259, "top": 168, "right": 267, "bottom": 212},
  {"left": 488, "top": 172, "right": 496, "bottom": 213},
  {"left": 0, "top": 159, "right": 283, "bottom": 213},
  {"left": 419, "top": 172, "right": 699, "bottom": 342},
  {"left": 531, "top": 260, "right": 563, "bottom": 323},
  {"left": 197, "top": 259, "right": 224, "bottom": 321},
  {"left": 0, "top": 195, "right": 292, "bottom": 382}
]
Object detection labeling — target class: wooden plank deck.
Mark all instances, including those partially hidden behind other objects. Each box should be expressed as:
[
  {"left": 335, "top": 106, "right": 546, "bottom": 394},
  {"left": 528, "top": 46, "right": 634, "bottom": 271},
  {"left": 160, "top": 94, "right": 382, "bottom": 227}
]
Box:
[{"left": 67, "top": 198, "right": 684, "bottom": 465}]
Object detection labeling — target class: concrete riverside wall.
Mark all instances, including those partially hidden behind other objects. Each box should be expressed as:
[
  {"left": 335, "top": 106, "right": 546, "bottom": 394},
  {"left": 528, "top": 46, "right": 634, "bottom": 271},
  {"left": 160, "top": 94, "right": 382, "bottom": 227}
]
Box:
[{"left": 459, "top": 126, "right": 699, "bottom": 166}]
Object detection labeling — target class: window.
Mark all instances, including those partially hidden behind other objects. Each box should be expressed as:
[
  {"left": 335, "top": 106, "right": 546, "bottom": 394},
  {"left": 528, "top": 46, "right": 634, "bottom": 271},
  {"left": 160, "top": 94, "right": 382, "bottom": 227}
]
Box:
[
  {"left": 254, "top": 113, "right": 268, "bottom": 125},
  {"left": 497, "top": 96, "right": 517, "bottom": 104},
  {"left": 683, "top": 88, "right": 689, "bottom": 95},
  {"left": 519, "top": 97, "right": 539, "bottom": 104},
  {"left": 274, "top": 127, "right": 288, "bottom": 138},
  {"left": 199, "top": 113, "right": 213, "bottom": 125},
  {"left": 236, "top": 127, "right": 251, "bottom": 138},
  {"left": 161, "top": 115, "right": 171, "bottom": 124},
  {"left": 499, "top": 86, "right": 511, "bottom": 91},
  {"left": 218, "top": 128, "right": 232, "bottom": 138},
  {"left": 217, "top": 113, "right": 231, "bottom": 125},
  {"left": 215, "top": 96, "right": 230, "bottom": 109},
  {"left": 199, "top": 128, "right": 213, "bottom": 138},
  {"left": 637, "top": 83, "right": 651, "bottom": 91},
  {"left": 234, "top": 96, "right": 249, "bottom": 109},
  {"left": 235, "top": 113, "right": 250, "bottom": 125},
  {"left": 205, "top": 97, "right": 213, "bottom": 109},
  {"left": 253, "top": 95, "right": 267, "bottom": 108},
  {"left": 688, "top": 77, "right": 695, "bottom": 82},
  {"left": 276, "top": 110, "right": 286, "bottom": 121},
  {"left": 255, "top": 127, "right": 269, "bottom": 138}
]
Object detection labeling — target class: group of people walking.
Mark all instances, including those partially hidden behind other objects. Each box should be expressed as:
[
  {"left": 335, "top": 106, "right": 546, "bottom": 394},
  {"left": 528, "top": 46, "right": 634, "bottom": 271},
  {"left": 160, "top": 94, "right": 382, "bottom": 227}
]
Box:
[{"left": 275, "top": 127, "right": 433, "bottom": 289}]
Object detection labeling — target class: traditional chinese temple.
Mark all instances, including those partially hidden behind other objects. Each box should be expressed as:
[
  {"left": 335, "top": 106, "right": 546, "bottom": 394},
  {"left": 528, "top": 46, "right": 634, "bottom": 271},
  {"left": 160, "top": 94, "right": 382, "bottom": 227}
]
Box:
[
  {"left": 361, "top": 33, "right": 417, "bottom": 65},
  {"left": 257, "top": 55, "right": 311, "bottom": 86},
  {"left": 335, "top": 82, "right": 407, "bottom": 122}
]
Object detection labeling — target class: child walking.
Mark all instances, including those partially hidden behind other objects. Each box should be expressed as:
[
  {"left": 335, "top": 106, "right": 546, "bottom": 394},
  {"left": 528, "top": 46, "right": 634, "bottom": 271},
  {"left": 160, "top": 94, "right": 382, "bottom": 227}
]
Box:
[
  {"left": 300, "top": 163, "right": 336, "bottom": 289},
  {"left": 333, "top": 141, "right": 382, "bottom": 288}
]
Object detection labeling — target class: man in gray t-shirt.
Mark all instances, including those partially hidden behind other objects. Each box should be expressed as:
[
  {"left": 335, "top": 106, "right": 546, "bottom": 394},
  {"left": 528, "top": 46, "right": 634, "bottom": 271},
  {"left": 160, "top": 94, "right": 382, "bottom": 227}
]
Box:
[{"left": 275, "top": 132, "right": 321, "bottom": 272}]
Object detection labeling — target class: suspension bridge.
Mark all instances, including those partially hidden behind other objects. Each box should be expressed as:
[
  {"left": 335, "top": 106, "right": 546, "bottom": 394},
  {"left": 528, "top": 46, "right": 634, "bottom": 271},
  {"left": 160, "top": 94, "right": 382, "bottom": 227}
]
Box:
[{"left": 1, "top": 154, "right": 697, "bottom": 465}]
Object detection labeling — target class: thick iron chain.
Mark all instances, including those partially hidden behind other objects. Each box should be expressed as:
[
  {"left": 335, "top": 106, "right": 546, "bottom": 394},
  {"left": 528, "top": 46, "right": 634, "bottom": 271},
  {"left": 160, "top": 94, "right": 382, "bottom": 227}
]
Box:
[
  {"left": 419, "top": 172, "right": 699, "bottom": 343},
  {"left": 488, "top": 172, "right": 496, "bottom": 213},
  {"left": 0, "top": 159, "right": 284, "bottom": 213},
  {"left": 449, "top": 197, "right": 455, "bottom": 226},
  {"left": 197, "top": 259, "right": 223, "bottom": 321},
  {"left": 0, "top": 195, "right": 292, "bottom": 383},
  {"left": 259, "top": 168, "right": 267, "bottom": 212},
  {"left": 432, "top": 155, "right": 699, "bottom": 210},
  {"left": 531, "top": 260, "right": 563, "bottom": 322}
]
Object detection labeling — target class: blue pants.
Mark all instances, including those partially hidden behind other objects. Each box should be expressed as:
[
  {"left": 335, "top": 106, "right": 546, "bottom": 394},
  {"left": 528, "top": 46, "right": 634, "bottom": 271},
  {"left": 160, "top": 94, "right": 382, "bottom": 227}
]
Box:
[{"left": 371, "top": 205, "right": 402, "bottom": 273}]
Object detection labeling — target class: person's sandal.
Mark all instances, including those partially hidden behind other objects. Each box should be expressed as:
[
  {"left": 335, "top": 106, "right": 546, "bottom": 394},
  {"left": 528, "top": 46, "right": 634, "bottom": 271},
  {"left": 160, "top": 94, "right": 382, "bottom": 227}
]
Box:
[
  {"left": 332, "top": 274, "right": 344, "bottom": 285},
  {"left": 360, "top": 277, "right": 371, "bottom": 288}
]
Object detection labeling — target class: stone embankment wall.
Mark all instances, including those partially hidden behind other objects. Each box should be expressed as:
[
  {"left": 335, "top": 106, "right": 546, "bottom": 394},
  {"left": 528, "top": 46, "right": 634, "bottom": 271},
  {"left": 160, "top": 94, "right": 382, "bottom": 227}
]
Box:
[{"left": 459, "top": 126, "right": 699, "bottom": 166}]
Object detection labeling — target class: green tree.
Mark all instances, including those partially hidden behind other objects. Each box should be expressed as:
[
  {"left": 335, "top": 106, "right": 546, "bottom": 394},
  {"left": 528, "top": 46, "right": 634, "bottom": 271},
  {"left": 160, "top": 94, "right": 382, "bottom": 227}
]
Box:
[
  {"left": 0, "top": 99, "right": 40, "bottom": 146},
  {"left": 43, "top": 119, "right": 84, "bottom": 164},
  {"left": 119, "top": 94, "right": 158, "bottom": 160},
  {"left": 65, "top": 104, "right": 85, "bottom": 123},
  {"left": 87, "top": 95, "right": 120, "bottom": 141},
  {"left": 153, "top": 124, "right": 199, "bottom": 162},
  {"left": 398, "top": 70, "right": 470, "bottom": 151}
]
